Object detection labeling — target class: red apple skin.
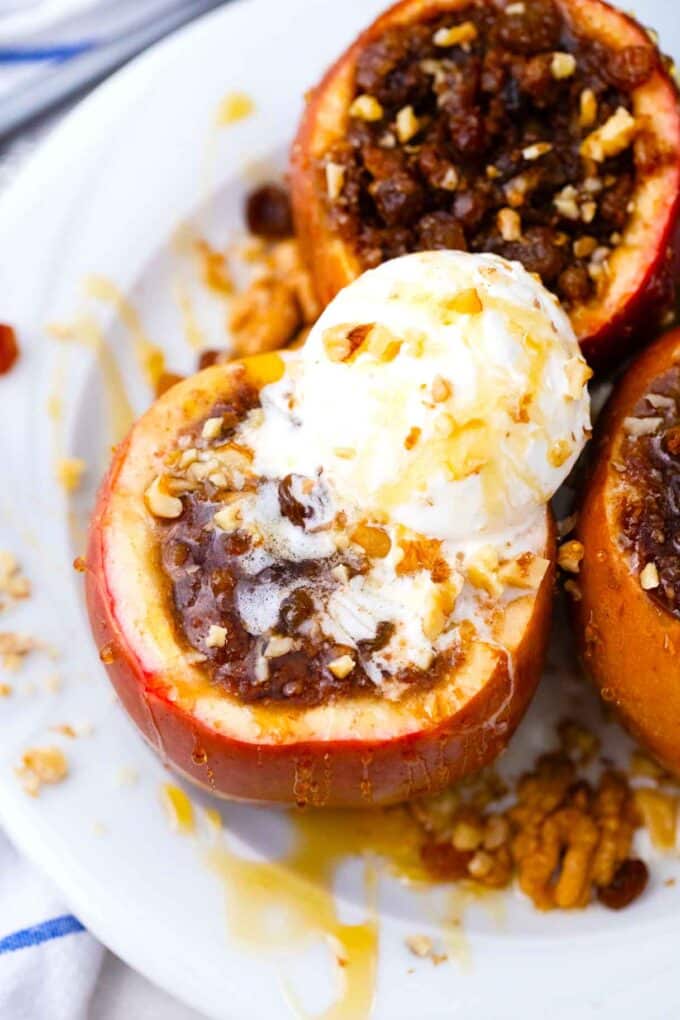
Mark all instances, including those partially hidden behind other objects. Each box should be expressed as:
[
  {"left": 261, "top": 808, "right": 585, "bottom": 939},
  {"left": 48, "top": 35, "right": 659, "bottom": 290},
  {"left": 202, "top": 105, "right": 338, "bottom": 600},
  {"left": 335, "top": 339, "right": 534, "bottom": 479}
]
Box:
[
  {"left": 85, "top": 362, "right": 556, "bottom": 808},
  {"left": 574, "top": 328, "right": 680, "bottom": 775},
  {"left": 290, "top": 0, "right": 680, "bottom": 372}
]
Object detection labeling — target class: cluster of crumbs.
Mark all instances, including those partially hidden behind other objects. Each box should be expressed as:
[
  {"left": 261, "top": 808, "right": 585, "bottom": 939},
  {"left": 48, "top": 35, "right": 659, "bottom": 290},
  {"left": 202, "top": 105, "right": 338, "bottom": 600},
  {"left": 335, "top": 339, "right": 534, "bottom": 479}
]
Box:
[
  {"left": 407, "top": 721, "right": 679, "bottom": 911},
  {"left": 159, "top": 182, "right": 321, "bottom": 395},
  {"left": 15, "top": 746, "right": 68, "bottom": 797}
]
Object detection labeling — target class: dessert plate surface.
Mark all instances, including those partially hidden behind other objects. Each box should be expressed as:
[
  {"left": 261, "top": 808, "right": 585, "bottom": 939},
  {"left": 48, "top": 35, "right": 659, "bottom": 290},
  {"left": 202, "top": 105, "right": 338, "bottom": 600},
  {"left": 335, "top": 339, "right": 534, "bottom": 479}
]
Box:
[{"left": 0, "top": 1, "right": 678, "bottom": 1017}]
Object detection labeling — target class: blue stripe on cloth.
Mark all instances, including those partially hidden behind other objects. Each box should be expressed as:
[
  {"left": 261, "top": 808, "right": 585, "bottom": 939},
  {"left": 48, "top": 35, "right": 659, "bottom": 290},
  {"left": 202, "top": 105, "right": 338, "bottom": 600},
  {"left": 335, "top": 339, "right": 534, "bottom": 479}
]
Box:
[
  {"left": 0, "top": 42, "right": 95, "bottom": 63},
  {"left": 0, "top": 915, "right": 85, "bottom": 955}
]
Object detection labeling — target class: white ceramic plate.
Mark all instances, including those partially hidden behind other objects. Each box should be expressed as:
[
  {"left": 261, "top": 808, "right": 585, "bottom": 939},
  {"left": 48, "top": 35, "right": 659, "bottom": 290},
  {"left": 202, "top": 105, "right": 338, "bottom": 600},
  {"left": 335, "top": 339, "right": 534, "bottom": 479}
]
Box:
[{"left": 1, "top": 1, "right": 680, "bottom": 1017}]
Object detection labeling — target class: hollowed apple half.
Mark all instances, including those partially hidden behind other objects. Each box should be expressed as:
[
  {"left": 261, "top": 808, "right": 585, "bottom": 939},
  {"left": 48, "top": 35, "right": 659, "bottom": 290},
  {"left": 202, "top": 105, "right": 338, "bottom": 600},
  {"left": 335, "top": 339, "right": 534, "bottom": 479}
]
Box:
[
  {"left": 574, "top": 327, "right": 680, "bottom": 773},
  {"left": 290, "top": 0, "right": 680, "bottom": 369},
  {"left": 86, "top": 353, "right": 556, "bottom": 807}
]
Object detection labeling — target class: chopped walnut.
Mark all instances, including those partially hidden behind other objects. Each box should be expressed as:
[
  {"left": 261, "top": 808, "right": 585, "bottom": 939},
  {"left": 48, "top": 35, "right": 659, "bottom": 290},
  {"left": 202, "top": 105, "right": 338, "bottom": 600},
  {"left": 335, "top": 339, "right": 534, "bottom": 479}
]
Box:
[
  {"left": 558, "top": 540, "right": 585, "bottom": 574},
  {"left": 498, "top": 553, "right": 548, "bottom": 590},
  {"left": 349, "top": 94, "right": 384, "bottom": 121},
  {"left": 522, "top": 142, "right": 552, "bottom": 162},
  {"left": 466, "top": 545, "right": 502, "bottom": 597},
  {"left": 579, "top": 89, "right": 598, "bottom": 127},
  {"left": 405, "top": 934, "right": 433, "bottom": 958},
  {"left": 497, "top": 207, "right": 522, "bottom": 242},
  {"left": 553, "top": 185, "right": 580, "bottom": 221},
  {"left": 581, "top": 107, "right": 636, "bottom": 162},
  {"left": 328, "top": 654, "right": 355, "bottom": 679},
  {"left": 0, "top": 552, "right": 31, "bottom": 611},
  {"left": 206, "top": 624, "right": 227, "bottom": 648},
  {"left": 325, "top": 162, "right": 345, "bottom": 201},
  {"left": 551, "top": 52, "right": 576, "bottom": 79},
  {"left": 16, "top": 746, "right": 68, "bottom": 797},
  {"left": 634, "top": 788, "right": 678, "bottom": 851},
  {"left": 640, "top": 562, "right": 660, "bottom": 590},
  {"left": 433, "top": 22, "right": 477, "bottom": 47},
  {"left": 229, "top": 276, "right": 301, "bottom": 357},
  {"left": 264, "top": 635, "right": 297, "bottom": 658},
  {"left": 624, "top": 416, "right": 663, "bottom": 437},
  {"left": 396, "top": 105, "right": 420, "bottom": 143},
  {"left": 145, "top": 476, "right": 183, "bottom": 519}
]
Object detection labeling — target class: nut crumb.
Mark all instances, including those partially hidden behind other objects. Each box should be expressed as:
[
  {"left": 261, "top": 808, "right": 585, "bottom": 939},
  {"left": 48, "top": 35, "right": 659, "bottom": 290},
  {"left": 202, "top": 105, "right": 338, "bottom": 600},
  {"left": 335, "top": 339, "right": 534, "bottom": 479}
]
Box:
[
  {"left": 328, "top": 654, "right": 355, "bottom": 679},
  {"left": 558, "top": 540, "right": 585, "bottom": 575},
  {"left": 349, "top": 94, "right": 384, "bottom": 121},
  {"left": 551, "top": 52, "right": 576, "bottom": 79},
  {"left": 0, "top": 551, "right": 31, "bottom": 611},
  {"left": 433, "top": 22, "right": 477, "bottom": 47},
  {"left": 16, "top": 746, "right": 68, "bottom": 796},
  {"left": 0, "top": 631, "right": 40, "bottom": 670},
  {"left": 56, "top": 457, "right": 86, "bottom": 493},
  {"left": 405, "top": 934, "right": 432, "bottom": 958}
]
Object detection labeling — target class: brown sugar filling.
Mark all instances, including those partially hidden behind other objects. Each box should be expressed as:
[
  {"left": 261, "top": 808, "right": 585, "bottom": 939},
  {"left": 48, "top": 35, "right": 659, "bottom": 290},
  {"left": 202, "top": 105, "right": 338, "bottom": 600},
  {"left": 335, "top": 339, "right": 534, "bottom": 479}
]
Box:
[
  {"left": 619, "top": 365, "right": 680, "bottom": 618},
  {"left": 321, "top": 0, "right": 663, "bottom": 310},
  {"left": 155, "top": 386, "right": 460, "bottom": 707}
]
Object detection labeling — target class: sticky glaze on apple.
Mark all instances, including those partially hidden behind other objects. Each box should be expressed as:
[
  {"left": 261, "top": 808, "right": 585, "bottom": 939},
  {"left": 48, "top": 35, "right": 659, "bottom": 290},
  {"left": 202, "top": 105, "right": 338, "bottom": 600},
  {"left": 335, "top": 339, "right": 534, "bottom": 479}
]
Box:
[
  {"left": 320, "top": 0, "right": 664, "bottom": 310},
  {"left": 618, "top": 366, "right": 680, "bottom": 617},
  {"left": 156, "top": 392, "right": 463, "bottom": 706}
]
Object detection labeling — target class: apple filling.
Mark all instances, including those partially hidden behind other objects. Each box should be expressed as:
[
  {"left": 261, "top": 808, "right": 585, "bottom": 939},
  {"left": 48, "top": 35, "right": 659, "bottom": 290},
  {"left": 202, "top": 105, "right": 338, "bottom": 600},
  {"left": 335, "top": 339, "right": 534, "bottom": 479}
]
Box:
[
  {"left": 319, "top": 0, "right": 668, "bottom": 312},
  {"left": 618, "top": 366, "right": 680, "bottom": 617},
  {"left": 150, "top": 371, "right": 548, "bottom": 707}
]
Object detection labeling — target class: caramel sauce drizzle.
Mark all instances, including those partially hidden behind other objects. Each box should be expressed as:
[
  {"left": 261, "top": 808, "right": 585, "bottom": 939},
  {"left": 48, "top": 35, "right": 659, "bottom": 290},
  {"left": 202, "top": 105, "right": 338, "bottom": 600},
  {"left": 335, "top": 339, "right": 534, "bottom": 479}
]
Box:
[
  {"left": 85, "top": 275, "right": 166, "bottom": 391},
  {"left": 161, "top": 783, "right": 475, "bottom": 1020}
]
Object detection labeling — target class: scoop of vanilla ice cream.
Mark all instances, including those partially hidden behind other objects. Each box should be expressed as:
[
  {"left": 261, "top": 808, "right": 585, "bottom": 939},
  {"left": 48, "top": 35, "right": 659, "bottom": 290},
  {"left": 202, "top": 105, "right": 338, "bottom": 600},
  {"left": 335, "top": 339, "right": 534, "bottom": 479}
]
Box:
[{"left": 243, "top": 251, "right": 591, "bottom": 543}]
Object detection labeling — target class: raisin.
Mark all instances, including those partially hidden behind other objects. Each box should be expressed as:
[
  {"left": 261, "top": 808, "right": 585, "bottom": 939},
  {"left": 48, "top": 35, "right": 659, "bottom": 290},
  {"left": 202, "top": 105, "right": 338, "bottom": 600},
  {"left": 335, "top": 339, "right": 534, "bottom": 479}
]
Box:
[
  {"left": 278, "top": 474, "right": 309, "bottom": 527},
  {"left": 600, "top": 175, "right": 634, "bottom": 227},
  {"left": 362, "top": 144, "right": 405, "bottom": 180},
  {"left": 223, "top": 531, "right": 252, "bottom": 556},
  {"left": 0, "top": 323, "right": 19, "bottom": 375},
  {"left": 509, "top": 226, "right": 566, "bottom": 283},
  {"left": 498, "top": 0, "right": 561, "bottom": 55},
  {"left": 211, "top": 567, "right": 236, "bottom": 596},
  {"left": 558, "top": 264, "right": 593, "bottom": 304},
  {"left": 371, "top": 173, "right": 424, "bottom": 226},
  {"left": 453, "top": 189, "right": 489, "bottom": 231},
  {"left": 278, "top": 588, "right": 314, "bottom": 634},
  {"left": 197, "top": 349, "right": 222, "bottom": 370},
  {"left": 245, "top": 184, "right": 293, "bottom": 239},
  {"left": 417, "top": 144, "right": 458, "bottom": 191},
  {"left": 416, "top": 211, "right": 467, "bottom": 251},
  {"left": 448, "top": 109, "right": 487, "bottom": 157},
  {"left": 597, "top": 858, "right": 649, "bottom": 910},
  {"left": 359, "top": 620, "right": 395, "bottom": 654},
  {"left": 606, "top": 46, "right": 656, "bottom": 91},
  {"left": 517, "top": 54, "right": 558, "bottom": 105}
]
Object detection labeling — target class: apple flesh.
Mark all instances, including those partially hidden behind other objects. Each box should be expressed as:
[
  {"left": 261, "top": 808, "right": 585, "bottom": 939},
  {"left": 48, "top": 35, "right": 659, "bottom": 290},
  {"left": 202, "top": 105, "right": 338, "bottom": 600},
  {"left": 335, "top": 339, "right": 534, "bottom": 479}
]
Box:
[
  {"left": 574, "top": 328, "right": 680, "bottom": 773},
  {"left": 290, "top": 0, "right": 680, "bottom": 370},
  {"left": 86, "top": 354, "right": 556, "bottom": 807}
]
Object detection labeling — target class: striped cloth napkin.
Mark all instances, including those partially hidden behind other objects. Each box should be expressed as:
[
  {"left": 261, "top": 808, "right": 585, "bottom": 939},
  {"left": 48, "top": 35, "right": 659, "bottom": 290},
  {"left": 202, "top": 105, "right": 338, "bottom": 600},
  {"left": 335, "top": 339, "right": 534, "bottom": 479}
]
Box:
[
  {"left": 0, "top": 833, "right": 101, "bottom": 1020},
  {"left": 0, "top": 0, "right": 227, "bottom": 137},
  {"left": 0, "top": 3, "right": 227, "bottom": 1017}
]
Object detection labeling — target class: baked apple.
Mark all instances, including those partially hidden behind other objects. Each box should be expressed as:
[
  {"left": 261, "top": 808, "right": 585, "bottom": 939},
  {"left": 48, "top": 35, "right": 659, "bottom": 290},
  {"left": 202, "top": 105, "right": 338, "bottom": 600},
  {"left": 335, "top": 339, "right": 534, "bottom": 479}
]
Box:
[
  {"left": 574, "top": 327, "right": 680, "bottom": 773},
  {"left": 86, "top": 251, "right": 590, "bottom": 806},
  {"left": 291, "top": 0, "right": 680, "bottom": 368}
]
